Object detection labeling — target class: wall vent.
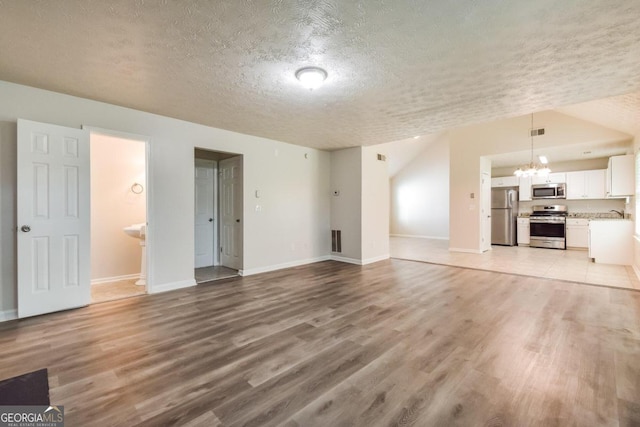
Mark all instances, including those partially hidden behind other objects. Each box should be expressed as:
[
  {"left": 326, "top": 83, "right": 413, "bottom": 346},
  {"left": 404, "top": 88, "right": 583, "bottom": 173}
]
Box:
[
  {"left": 377, "top": 153, "right": 386, "bottom": 161},
  {"left": 530, "top": 128, "right": 545, "bottom": 137},
  {"left": 331, "top": 230, "right": 342, "bottom": 253}
]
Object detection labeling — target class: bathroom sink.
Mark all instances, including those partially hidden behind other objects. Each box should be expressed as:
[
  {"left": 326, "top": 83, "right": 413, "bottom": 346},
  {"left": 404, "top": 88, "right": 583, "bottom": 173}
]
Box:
[
  {"left": 123, "top": 223, "right": 146, "bottom": 240},
  {"left": 123, "top": 223, "right": 147, "bottom": 286}
]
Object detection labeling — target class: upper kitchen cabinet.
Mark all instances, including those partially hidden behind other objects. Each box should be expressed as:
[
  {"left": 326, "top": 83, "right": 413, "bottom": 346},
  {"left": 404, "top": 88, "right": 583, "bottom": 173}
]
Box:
[
  {"left": 491, "top": 176, "right": 519, "bottom": 188},
  {"left": 606, "top": 154, "right": 634, "bottom": 198},
  {"left": 566, "top": 169, "right": 606, "bottom": 200},
  {"left": 519, "top": 176, "right": 531, "bottom": 201},
  {"left": 531, "top": 172, "right": 566, "bottom": 185}
]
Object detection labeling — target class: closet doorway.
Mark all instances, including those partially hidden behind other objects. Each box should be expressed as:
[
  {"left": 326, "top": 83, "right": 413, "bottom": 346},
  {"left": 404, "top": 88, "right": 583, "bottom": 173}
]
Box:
[{"left": 194, "top": 148, "right": 242, "bottom": 283}]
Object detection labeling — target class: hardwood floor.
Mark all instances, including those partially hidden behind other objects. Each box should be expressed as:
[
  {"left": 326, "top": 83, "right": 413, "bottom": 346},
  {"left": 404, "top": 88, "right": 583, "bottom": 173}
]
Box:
[{"left": 1, "top": 259, "right": 639, "bottom": 426}]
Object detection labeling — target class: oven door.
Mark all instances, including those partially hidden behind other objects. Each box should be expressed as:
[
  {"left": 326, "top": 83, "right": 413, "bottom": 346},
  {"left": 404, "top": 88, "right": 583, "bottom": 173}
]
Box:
[{"left": 529, "top": 218, "right": 566, "bottom": 249}]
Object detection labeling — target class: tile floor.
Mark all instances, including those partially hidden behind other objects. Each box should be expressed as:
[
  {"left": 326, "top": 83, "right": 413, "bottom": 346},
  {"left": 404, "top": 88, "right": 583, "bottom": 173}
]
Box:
[
  {"left": 195, "top": 265, "right": 239, "bottom": 284},
  {"left": 91, "top": 278, "right": 146, "bottom": 304},
  {"left": 390, "top": 236, "right": 640, "bottom": 290}
]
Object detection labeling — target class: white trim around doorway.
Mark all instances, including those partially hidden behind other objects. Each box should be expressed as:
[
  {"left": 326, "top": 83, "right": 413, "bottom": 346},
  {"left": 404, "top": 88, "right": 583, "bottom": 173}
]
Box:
[{"left": 82, "top": 126, "right": 154, "bottom": 293}]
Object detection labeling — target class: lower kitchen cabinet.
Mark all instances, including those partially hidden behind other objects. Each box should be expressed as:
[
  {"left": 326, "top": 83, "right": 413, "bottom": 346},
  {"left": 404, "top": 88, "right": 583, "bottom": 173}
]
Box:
[
  {"left": 517, "top": 217, "right": 529, "bottom": 245},
  {"left": 566, "top": 218, "right": 589, "bottom": 249},
  {"left": 589, "top": 220, "right": 633, "bottom": 265}
]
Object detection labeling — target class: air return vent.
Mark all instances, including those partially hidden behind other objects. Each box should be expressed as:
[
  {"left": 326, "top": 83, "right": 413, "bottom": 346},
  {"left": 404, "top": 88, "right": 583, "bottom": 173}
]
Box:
[
  {"left": 377, "top": 154, "right": 386, "bottom": 161},
  {"left": 331, "top": 230, "right": 342, "bottom": 253},
  {"left": 530, "top": 128, "right": 545, "bottom": 137}
]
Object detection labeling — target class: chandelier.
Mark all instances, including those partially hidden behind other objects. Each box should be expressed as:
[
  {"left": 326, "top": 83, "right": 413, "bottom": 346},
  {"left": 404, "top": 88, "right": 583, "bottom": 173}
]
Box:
[{"left": 514, "top": 113, "right": 551, "bottom": 177}]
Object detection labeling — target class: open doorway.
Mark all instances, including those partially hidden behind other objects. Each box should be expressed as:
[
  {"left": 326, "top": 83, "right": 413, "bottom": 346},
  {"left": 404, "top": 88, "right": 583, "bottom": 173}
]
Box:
[
  {"left": 194, "top": 148, "right": 242, "bottom": 283},
  {"left": 90, "top": 132, "right": 148, "bottom": 303}
]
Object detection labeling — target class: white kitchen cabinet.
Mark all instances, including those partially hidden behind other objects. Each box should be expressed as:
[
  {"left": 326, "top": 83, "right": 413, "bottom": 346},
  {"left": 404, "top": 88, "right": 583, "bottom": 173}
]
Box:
[
  {"left": 589, "top": 220, "right": 633, "bottom": 265},
  {"left": 566, "top": 170, "right": 606, "bottom": 200},
  {"left": 519, "top": 176, "right": 531, "bottom": 201},
  {"left": 566, "top": 218, "right": 589, "bottom": 249},
  {"left": 491, "top": 176, "right": 519, "bottom": 188},
  {"left": 606, "top": 155, "right": 634, "bottom": 198},
  {"left": 517, "top": 217, "right": 530, "bottom": 245},
  {"left": 531, "top": 172, "right": 566, "bottom": 185}
]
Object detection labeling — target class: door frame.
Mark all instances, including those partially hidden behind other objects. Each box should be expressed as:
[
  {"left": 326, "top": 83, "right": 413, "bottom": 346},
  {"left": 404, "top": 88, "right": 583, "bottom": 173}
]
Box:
[
  {"left": 83, "top": 126, "right": 153, "bottom": 292},
  {"left": 481, "top": 171, "right": 492, "bottom": 252},
  {"left": 193, "top": 148, "right": 243, "bottom": 273}
]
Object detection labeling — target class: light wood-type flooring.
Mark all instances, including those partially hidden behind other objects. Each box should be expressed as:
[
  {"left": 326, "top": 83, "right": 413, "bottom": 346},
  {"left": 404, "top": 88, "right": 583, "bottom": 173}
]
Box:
[{"left": 1, "top": 259, "right": 639, "bottom": 426}]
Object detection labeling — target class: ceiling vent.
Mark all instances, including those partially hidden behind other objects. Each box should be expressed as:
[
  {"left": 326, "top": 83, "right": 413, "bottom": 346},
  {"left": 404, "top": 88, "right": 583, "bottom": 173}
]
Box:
[
  {"left": 530, "top": 128, "right": 545, "bottom": 137},
  {"left": 377, "top": 154, "right": 387, "bottom": 161}
]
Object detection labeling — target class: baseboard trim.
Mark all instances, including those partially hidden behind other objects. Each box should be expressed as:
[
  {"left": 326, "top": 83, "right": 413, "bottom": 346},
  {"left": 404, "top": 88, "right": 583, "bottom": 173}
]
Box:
[
  {"left": 330, "top": 255, "right": 362, "bottom": 265},
  {"left": 362, "top": 254, "right": 390, "bottom": 265},
  {"left": 390, "top": 234, "right": 449, "bottom": 240},
  {"left": 239, "top": 256, "right": 331, "bottom": 276},
  {"left": 329, "top": 254, "right": 390, "bottom": 266},
  {"left": 0, "top": 309, "right": 18, "bottom": 322},
  {"left": 449, "top": 247, "right": 483, "bottom": 254},
  {"left": 91, "top": 274, "right": 139, "bottom": 285},
  {"left": 148, "top": 279, "right": 196, "bottom": 294}
]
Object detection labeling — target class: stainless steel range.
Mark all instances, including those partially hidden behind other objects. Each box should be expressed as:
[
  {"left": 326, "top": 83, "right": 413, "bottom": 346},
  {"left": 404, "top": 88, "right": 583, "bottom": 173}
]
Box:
[{"left": 529, "top": 205, "right": 567, "bottom": 250}]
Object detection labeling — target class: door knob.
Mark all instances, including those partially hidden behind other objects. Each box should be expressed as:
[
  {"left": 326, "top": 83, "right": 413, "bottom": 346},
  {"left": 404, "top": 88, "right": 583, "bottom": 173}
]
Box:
[
  {"left": 236, "top": 219, "right": 240, "bottom": 223},
  {"left": 208, "top": 218, "right": 213, "bottom": 222},
  {"left": 21, "top": 225, "right": 31, "bottom": 232}
]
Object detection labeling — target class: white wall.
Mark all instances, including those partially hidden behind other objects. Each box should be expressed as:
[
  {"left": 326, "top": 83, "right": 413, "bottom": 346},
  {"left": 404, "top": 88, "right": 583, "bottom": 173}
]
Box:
[
  {"left": 390, "top": 135, "right": 450, "bottom": 238},
  {"left": 633, "top": 133, "right": 640, "bottom": 277},
  {"left": 329, "top": 146, "right": 390, "bottom": 264},
  {"left": 492, "top": 157, "right": 610, "bottom": 177},
  {"left": 361, "top": 146, "right": 390, "bottom": 262},
  {"left": 330, "top": 147, "right": 362, "bottom": 261},
  {"left": 449, "top": 111, "right": 633, "bottom": 252},
  {"left": 90, "top": 134, "right": 146, "bottom": 282},
  {"left": 0, "top": 81, "right": 331, "bottom": 315}
]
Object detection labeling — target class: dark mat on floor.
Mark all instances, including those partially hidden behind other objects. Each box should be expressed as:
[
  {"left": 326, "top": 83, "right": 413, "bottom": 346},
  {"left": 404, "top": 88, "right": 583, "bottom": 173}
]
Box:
[{"left": 0, "top": 368, "right": 50, "bottom": 405}]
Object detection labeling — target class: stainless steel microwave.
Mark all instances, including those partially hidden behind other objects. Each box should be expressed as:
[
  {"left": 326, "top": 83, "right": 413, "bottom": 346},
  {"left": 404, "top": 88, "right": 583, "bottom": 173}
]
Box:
[{"left": 532, "top": 183, "right": 566, "bottom": 199}]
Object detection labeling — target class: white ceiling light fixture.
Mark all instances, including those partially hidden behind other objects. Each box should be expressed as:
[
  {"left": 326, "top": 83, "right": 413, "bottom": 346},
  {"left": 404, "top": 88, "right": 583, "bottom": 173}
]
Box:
[
  {"left": 538, "top": 155, "right": 548, "bottom": 164},
  {"left": 514, "top": 113, "right": 552, "bottom": 177},
  {"left": 295, "top": 66, "right": 328, "bottom": 90}
]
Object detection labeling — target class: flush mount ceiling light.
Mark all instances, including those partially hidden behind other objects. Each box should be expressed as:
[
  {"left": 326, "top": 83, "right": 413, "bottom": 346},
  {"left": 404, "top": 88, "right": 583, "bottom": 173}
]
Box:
[
  {"left": 514, "top": 113, "right": 552, "bottom": 177},
  {"left": 295, "top": 66, "right": 328, "bottom": 90}
]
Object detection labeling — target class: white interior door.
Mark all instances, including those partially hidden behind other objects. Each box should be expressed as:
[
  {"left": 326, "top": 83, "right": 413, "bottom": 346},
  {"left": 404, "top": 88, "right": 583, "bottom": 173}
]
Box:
[
  {"left": 481, "top": 172, "right": 492, "bottom": 252},
  {"left": 17, "top": 119, "right": 90, "bottom": 318},
  {"left": 194, "top": 159, "right": 216, "bottom": 268},
  {"left": 220, "top": 156, "right": 242, "bottom": 270}
]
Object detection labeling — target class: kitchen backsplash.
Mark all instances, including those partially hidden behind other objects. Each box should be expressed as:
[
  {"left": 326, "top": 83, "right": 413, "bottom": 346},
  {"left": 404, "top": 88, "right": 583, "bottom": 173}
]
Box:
[{"left": 518, "top": 198, "right": 629, "bottom": 216}]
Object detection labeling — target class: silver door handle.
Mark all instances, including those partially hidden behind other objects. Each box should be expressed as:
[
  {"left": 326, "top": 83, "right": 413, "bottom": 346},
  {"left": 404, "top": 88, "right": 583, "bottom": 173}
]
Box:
[{"left": 21, "top": 225, "right": 31, "bottom": 232}]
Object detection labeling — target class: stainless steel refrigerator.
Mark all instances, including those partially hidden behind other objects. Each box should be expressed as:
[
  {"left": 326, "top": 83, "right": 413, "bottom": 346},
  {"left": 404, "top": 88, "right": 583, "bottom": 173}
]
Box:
[{"left": 491, "top": 188, "right": 518, "bottom": 246}]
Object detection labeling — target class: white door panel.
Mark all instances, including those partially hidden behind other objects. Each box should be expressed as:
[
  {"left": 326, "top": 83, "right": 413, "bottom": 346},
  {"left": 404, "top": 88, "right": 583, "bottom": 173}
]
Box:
[
  {"left": 17, "top": 119, "right": 90, "bottom": 318},
  {"left": 194, "top": 159, "right": 216, "bottom": 268},
  {"left": 220, "top": 156, "right": 242, "bottom": 269}
]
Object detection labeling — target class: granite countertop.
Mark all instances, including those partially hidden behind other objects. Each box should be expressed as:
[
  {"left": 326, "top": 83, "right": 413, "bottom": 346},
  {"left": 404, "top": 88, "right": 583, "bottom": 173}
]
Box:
[{"left": 568, "top": 212, "right": 630, "bottom": 219}]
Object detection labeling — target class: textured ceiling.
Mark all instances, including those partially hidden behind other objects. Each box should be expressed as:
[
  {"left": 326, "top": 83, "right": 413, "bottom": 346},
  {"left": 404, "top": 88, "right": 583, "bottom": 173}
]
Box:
[
  {"left": 0, "top": 1, "right": 639, "bottom": 150},
  {"left": 557, "top": 92, "right": 640, "bottom": 136}
]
